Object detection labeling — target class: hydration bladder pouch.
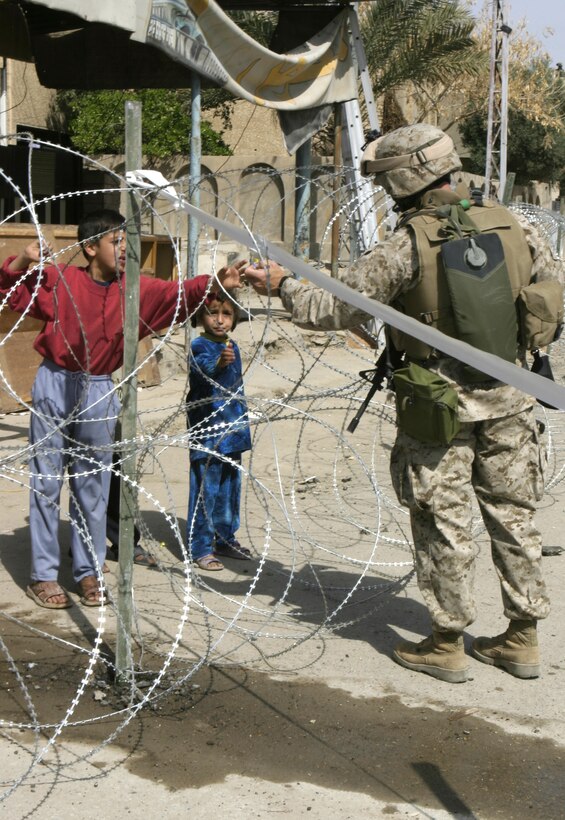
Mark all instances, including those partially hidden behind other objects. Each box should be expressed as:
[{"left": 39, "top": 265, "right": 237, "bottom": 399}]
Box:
[
  {"left": 441, "top": 232, "right": 518, "bottom": 380},
  {"left": 393, "top": 362, "right": 460, "bottom": 445}
]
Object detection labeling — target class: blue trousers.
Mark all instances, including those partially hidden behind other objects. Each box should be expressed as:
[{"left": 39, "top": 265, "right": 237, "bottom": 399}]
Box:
[
  {"left": 187, "top": 454, "right": 242, "bottom": 560},
  {"left": 28, "top": 360, "right": 120, "bottom": 583}
]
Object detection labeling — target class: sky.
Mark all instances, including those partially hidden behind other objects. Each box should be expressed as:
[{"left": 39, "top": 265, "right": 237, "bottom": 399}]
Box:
[{"left": 473, "top": 0, "right": 564, "bottom": 66}]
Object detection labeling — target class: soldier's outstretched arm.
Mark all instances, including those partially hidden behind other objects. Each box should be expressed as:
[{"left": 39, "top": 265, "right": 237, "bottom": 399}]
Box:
[{"left": 247, "top": 230, "right": 416, "bottom": 332}]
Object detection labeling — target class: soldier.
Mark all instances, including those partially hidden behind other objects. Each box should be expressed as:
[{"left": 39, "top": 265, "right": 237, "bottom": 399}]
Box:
[{"left": 244, "top": 124, "right": 563, "bottom": 683}]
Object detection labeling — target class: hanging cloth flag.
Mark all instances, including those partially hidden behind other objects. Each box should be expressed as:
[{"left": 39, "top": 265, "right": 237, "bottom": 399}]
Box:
[{"left": 180, "top": 0, "right": 356, "bottom": 111}]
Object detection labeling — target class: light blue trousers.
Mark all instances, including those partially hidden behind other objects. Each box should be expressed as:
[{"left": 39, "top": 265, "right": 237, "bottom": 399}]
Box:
[{"left": 28, "top": 360, "right": 120, "bottom": 583}]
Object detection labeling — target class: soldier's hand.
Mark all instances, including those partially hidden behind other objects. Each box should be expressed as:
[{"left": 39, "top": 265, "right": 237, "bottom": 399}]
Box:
[{"left": 244, "top": 260, "right": 287, "bottom": 295}]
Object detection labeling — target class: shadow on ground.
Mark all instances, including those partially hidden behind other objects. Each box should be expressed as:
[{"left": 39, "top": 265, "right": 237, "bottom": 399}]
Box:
[{"left": 0, "top": 636, "right": 563, "bottom": 820}]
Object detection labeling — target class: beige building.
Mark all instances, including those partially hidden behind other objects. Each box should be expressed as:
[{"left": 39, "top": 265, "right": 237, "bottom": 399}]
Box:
[
  {"left": 1, "top": 56, "right": 561, "bottom": 248},
  {"left": 1, "top": 56, "right": 55, "bottom": 137},
  {"left": 0, "top": 58, "right": 342, "bottom": 265}
]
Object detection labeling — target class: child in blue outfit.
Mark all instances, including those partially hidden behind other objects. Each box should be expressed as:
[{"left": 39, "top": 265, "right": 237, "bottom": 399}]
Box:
[{"left": 186, "top": 289, "right": 252, "bottom": 571}]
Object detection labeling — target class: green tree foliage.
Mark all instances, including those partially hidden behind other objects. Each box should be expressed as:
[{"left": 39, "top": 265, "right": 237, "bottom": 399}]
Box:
[
  {"left": 229, "top": 10, "right": 277, "bottom": 47},
  {"left": 311, "top": 1, "right": 481, "bottom": 150},
  {"left": 459, "top": 40, "right": 565, "bottom": 185},
  {"left": 56, "top": 88, "right": 231, "bottom": 159},
  {"left": 360, "top": 0, "right": 482, "bottom": 97},
  {"left": 460, "top": 110, "right": 565, "bottom": 185},
  {"left": 462, "top": 10, "right": 565, "bottom": 135},
  {"left": 444, "top": 10, "right": 565, "bottom": 184}
]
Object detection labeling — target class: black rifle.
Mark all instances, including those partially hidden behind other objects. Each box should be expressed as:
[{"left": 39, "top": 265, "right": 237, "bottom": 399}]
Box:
[
  {"left": 531, "top": 348, "right": 558, "bottom": 410},
  {"left": 347, "top": 346, "right": 401, "bottom": 433}
]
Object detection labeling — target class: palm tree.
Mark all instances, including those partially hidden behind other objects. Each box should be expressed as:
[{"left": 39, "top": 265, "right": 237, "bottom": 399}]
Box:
[
  {"left": 362, "top": 0, "right": 480, "bottom": 93},
  {"left": 360, "top": 0, "right": 483, "bottom": 131},
  {"left": 229, "top": 10, "right": 277, "bottom": 47},
  {"left": 209, "top": 3, "right": 483, "bottom": 144}
]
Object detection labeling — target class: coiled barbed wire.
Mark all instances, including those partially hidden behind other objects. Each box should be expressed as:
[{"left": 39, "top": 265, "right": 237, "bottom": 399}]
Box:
[{"left": 0, "top": 134, "right": 564, "bottom": 807}]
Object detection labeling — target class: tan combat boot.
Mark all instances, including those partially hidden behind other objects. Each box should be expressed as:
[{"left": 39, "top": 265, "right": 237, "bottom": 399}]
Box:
[
  {"left": 393, "top": 631, "right": 468, "bottom": 683},
  {"left": 471, "top": 619, "right": 539, "bottom": 679}
]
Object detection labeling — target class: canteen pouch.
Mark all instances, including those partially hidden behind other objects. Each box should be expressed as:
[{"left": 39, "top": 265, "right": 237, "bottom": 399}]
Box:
[
  {"left": 518, "top": 280, "right": 564, "bottom": 350},
  {"left": 393, "top": 362, "right": 460, "bottom": 445}
]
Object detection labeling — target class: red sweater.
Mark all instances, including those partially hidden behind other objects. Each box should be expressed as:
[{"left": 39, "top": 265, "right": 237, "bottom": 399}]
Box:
[{"left": 0, "top": 257, "right": 210, "bottom": 375}]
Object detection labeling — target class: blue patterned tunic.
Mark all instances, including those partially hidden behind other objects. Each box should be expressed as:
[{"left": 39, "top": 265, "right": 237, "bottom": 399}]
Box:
[{"left": 187, "top": 333, "right": 252, "bottom": 461}]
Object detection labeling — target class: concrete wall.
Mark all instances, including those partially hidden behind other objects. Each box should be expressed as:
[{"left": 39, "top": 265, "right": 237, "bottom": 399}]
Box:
[
  {"left": 91, "top": 152, "right": 346, "bottom": 271},
  {"left": 3, "top": 58, "right": 56, "bottom": 137},
  {"left": 206, "top": 101, "right": 288, "bottom": 157}
]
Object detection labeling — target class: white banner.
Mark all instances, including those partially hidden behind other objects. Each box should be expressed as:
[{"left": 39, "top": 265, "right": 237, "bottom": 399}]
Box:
[
  {"left": 136, "top": 0, "right": 227, "bottom": 85},
  {"left": 183, "top": 0, "right": 356, "bottom": 110},
  {"left": 8, "top": 1, "right": 357, "bottom": 126}
]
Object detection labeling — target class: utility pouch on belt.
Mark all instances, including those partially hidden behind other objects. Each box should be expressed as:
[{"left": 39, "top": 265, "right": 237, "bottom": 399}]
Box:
[
  {"left": 441, "top": 232, "right": 517, "bottom": 380},
  {"left": 518, "top": 280, "right": 564, "bottom": 350},
  {"left": 393, "top": 362, "right": 460, "bottom": 445}
]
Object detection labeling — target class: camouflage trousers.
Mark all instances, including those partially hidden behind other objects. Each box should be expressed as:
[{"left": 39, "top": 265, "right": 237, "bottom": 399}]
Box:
[{"left": 390, "top": 407, "right": 550, "bottom": 632}]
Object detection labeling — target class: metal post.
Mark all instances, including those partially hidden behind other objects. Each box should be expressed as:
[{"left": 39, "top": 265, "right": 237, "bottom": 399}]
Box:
[
  {"left": 349, "top": 4, "right": 379, "bottom": 134},
  {"left": 485, "top": 0, "right": 510, "bottom": 200},
  {"left": 0, "top": 58, "right": 8, "bottom": 147},
  {"left": 115, "top": 100, "right": 142, "bottom": 685},
  {"left": 293, "top": 138, "right": 311, "bottom": 260},
  {"left": 502, "top": 171, "right": 515, "bottom": 205},
  {"left": 484, "top": 1, "right": 498, "bottom": 197},
  {"left": 499, "top": 1, "right": 510, "bottom": 198},
  {"left": 188, "top": 71, "right": 201, "bottom": 279},
  {"left": 331, "top": 103, "right": 342, "bottom": 276}
]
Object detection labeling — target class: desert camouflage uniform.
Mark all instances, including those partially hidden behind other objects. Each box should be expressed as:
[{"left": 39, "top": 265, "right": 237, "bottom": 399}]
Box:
[{"left": 280, "top": 206, "right": 562, "bottom": 631}]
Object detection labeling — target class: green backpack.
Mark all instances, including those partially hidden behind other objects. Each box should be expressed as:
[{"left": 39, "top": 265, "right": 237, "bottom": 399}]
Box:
[{"left": 408, "top": 200, "right": 561, "bottom": 377}]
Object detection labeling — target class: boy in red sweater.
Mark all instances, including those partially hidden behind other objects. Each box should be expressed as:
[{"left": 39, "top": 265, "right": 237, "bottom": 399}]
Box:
[{"left": 0, "top": 209, "right": 244, "bottom": 608}]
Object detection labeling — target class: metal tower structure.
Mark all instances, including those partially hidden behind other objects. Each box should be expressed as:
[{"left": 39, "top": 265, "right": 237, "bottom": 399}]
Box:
[
  {"left": 484, "top": 0, "right": 511, "bottom": 200},
  {"left": 341, "top": 3, "right": 381, "bottom": 256}
]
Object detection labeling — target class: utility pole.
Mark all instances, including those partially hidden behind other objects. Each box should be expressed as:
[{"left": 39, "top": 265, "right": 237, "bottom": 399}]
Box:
[
  {"left": 293, "top": 137, "right": 312, "bottom": 260},
  {"left": 331, "top": 102, "right": 342, "bottom": 276},
  {"left": 188, "top": 70, "right": 201, "bottom": 281},
  {"left": 116, "top": 100, "right": 142, "bottom": 686},
  {"left": 341, "top": 3, "right": 380, "bottom": 258},
  {"left": 484, "top": 0, "right": 511, "bottom": 200}
]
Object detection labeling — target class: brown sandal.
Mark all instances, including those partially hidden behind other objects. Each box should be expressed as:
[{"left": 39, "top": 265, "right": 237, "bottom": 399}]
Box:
[
  {"left": 77, "top": 575, "right": 108, "bottom": 607},
  {"left": 194, "top": 554, "right": 224, "bottom": 572},
  {"left": 26, "top": 581, "right": 73, "bottom": 609}
]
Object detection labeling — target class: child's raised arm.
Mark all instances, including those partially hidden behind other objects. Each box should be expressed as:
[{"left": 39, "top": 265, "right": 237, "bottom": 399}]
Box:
[
  {"left": 216, "top": 258, "right": 247, "bottom": 290},
  {"left": 7, "top": 239, "right": 51, "bottom": 273}
]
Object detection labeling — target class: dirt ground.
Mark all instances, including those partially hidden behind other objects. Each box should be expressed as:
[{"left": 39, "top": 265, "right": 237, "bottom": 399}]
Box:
[{"left": 1, "top": 296, "right": 565, "bottom": 819}]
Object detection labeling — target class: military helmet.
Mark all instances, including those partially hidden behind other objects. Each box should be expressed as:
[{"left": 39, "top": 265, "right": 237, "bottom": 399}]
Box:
[{"left": 360, "top": 124, "right": 462, "bottom": 198}]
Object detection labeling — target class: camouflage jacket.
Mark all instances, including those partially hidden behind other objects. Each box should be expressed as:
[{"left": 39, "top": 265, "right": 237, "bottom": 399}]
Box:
[{"left": 280, "top": 208, "right": 563, "bottom": 421}]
